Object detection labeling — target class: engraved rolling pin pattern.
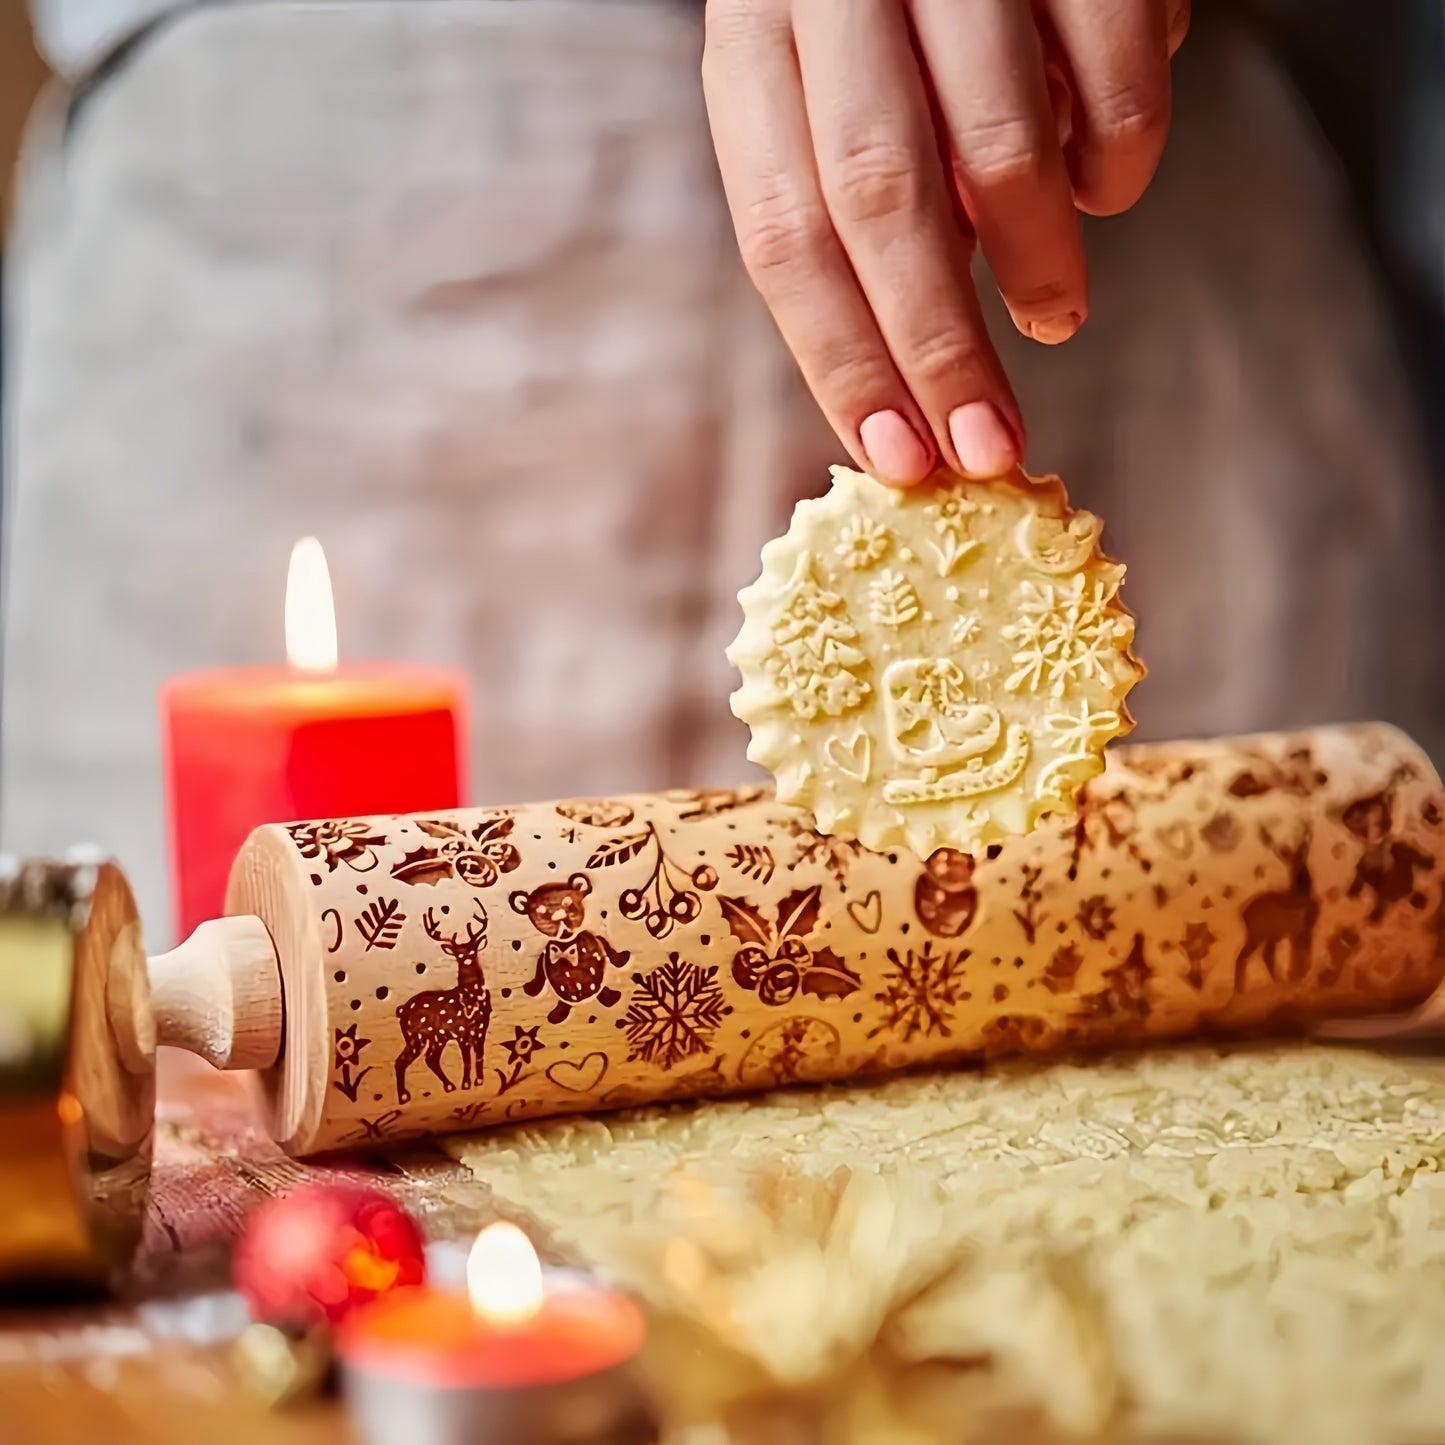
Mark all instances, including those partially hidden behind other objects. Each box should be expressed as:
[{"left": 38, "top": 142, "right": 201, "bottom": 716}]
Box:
[{"left": 215, "top": 724, "right": 1445, "bottom": 1154}]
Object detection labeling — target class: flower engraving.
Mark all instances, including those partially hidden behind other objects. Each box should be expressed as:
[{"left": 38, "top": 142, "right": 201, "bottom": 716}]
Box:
[
  {"left": 927, "top": 493, "right": 985, "bottom": 576},
  {"left": 502, "top": 1025, "right": 544, "bottom": 1067},
  {"left": 494, "top": 1024, "right": 546, "bottom": 1094},
  {"left": 331, "top": 1024, "right": 373, "bottom": 1102},
  {"left": 835, "top": 516, "right": 892, "bottom": 570}
]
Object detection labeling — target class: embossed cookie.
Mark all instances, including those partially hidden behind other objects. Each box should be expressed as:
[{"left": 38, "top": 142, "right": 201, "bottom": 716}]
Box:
[{"left": 727, "top": 466, "right": 1144, "bottom": 855}]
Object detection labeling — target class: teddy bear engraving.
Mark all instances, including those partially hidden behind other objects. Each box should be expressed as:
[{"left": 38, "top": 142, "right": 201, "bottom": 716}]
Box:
[{"left": 511, "top": 874, "right": 631, "bottom": 1024}]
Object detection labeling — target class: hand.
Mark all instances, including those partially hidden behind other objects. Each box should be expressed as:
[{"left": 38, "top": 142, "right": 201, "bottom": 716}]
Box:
[{"left": 703, "top": 0, "right": 1189, "bottom": 485}]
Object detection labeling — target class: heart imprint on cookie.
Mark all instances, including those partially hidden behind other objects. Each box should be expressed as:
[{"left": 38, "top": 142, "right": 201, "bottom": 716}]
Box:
[{"left": 826, "top": 730, "right": 871, "bottom": 782}]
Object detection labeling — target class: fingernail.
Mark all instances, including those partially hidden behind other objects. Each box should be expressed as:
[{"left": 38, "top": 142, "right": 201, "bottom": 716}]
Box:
[
  {"left": 859, "top": 410, "right": 934, "bottom": 486},
  {"left": 1028, "top": 312, "right": 1083, "bottom": 345},
  {"left": 948, "top": 401, "right": 1019, "bottom": 479}
]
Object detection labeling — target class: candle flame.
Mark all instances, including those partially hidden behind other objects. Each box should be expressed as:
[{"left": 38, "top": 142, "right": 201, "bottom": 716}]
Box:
[
  {"left": 285, "top": 537, "right": 338, "bottom": 672},
  {"left": 467, "top": 1223, "right": 544, "bottom": 1325}
]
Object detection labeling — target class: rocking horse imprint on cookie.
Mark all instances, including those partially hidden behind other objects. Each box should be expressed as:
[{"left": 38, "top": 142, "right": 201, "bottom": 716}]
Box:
[{"left": 728, "top": 465, "right": 1144, "bottom": 854}]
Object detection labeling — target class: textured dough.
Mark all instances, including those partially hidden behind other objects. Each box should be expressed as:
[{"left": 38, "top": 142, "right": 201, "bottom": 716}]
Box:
[
  {"left": 728, "top": 466, "right": 1144, "bottom": 855},
  {"left": 451, "top": 1044, "right": 1445, "bottom": 1445}
]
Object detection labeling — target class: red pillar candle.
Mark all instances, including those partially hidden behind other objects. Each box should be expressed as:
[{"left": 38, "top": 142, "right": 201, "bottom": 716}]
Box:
[{"left": 161, "top": 539, "right": 466, "bottom": 939}]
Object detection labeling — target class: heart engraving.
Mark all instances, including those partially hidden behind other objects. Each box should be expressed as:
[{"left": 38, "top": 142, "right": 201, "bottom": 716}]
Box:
[
  {"left": 545, "top": 1051, "right": 609, "bottom": 1094},
  {"left": 847, "top": 889, "right": 883, "bottom": 935},
  {"left": 826, "top": 731, "right": 871, "bottom": 782}
]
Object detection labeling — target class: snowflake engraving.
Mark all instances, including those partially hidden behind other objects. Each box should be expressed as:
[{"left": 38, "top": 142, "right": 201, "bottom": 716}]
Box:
[
  {"left": 950, "top": 612, "right": 984, "bottom": 648},
  {"left": 1042, "top": 700, "right": 1123, "bottom": 752},
  {"left": 763, "top": 554, "right": 871, "bottom": 720},
  {"left": 869, "top": 569, "right": 922, "bottom": 628},
  {"left": 1001, "top": 574, "right": 1128, "bottom": 698},
  {"left": 620, "top": 955, "right": 731, "bottom": 1070},
  {"left": 869, "top": 942, "right": 970, "bottom": 1042}
]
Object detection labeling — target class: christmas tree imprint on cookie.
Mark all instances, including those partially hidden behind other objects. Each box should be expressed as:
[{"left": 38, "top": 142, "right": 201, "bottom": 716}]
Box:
[{"left": 728, "top": 466, "right": 1144, "bottom": 855}]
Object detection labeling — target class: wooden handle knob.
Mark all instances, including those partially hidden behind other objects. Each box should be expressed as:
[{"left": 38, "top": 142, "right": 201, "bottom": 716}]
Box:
[{"left": 146, "top": 915, "right": 283, "bottom": 1070}]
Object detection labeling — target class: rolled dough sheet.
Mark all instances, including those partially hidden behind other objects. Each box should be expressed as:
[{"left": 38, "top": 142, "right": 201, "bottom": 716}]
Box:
[{"left": 448, "top": 1045, "right": 1445, "bottom": 1445}]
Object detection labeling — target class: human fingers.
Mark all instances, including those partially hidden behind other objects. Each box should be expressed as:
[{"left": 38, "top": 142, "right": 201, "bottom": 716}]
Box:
[
  {"left": 703, "top": 0, "right": 937, "bottom": 485},
  {"left": 1043, "top": 0, "right": 1174, "bottom": 217},
  {"left": 910, "top": 0, "right": 1088, "bottom": 346},
  {"left": 793, "top": 0, "right": 1022, "bottom": 477}
]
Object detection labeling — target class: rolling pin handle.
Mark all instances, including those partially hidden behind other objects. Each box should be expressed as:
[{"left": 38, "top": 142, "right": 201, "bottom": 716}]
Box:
[{"left": 145, "top": 915, "right": 284, "bottom": 1071}]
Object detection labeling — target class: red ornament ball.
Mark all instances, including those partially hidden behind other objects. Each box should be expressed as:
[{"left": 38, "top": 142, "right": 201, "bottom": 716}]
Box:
[{"left": 233, "top": 1183, "right": 427, "bottom": 1328}]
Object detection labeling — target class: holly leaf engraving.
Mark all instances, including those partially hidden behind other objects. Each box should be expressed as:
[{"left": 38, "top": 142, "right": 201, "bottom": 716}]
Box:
[
  {"left": 587, "top": 830, "right": 652, "bottom": 869},
  {"left": 354, "top": 897, "right": 406, "bottom": 951},
  {"left": 473, "top": 814, "right": 515, "bottom": 843},
  {"left": 802, "top": 946, "right": 862, "bottom": 1000},
  {"left": 390, "top": 847, "right": 453, "bottom": 886},
  {"left": 776, "top": 884, "right": 823, "bottom": 940},
  {"left": 415, "top": 819, "right": 463, "bottom": 841},
  {"left": 719, "top": 895, "right": 773, "bottom": 947}
]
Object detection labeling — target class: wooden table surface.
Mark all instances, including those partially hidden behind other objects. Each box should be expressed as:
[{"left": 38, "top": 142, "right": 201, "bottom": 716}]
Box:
[{"left": 0, "top": 1051, "right": 502, "bottom": 1445}]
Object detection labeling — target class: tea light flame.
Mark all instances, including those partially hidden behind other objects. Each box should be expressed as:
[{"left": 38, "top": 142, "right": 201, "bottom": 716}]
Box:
[
  {"left": 285, "top": 537, "right": 339, "bottom": 673},
  {"left": 467, "top": 1223, "right": 544, "bottom": 1325}
]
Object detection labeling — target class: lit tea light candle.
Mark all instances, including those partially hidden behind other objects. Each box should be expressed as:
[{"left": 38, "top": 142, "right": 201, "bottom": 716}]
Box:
[
  {"left": 338, "top": 1223, "right": 655, "bottom": 1445},
  {"left": 161, "top": 538, "right": 466, "bottom": 938}
]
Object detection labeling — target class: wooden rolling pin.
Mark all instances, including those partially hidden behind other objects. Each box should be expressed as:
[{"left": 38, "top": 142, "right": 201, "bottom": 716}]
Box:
[
  {"left": 4, "top": 722, "right": 1444, "bottom": 1283},
  {"left": 152, "top": 722, "right": 1445, "bottom": 1152}
]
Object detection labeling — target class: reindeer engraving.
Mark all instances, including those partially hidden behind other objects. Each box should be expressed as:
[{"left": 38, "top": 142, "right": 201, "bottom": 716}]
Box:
[
  {"left": 394, "top": 907, "right": 491, "bottom": 1105},
  {"left": 1234, "top": 827, "right": 1318, "bottom": 993}
]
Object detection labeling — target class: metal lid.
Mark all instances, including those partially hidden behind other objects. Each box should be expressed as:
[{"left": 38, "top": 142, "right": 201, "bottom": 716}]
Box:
[{"left": 0, "top": 852, "right": 155, "bottom": 1291}]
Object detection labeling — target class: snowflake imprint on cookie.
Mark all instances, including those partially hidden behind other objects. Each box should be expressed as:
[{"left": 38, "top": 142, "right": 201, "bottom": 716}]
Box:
[{"left": 728, "top": 466, "right": 1143, "bottom": 854}]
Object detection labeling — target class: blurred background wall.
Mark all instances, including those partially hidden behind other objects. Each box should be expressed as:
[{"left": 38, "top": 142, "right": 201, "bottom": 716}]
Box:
[{"left": 0, "top": 3, "right": 48, "bottom": 214}]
